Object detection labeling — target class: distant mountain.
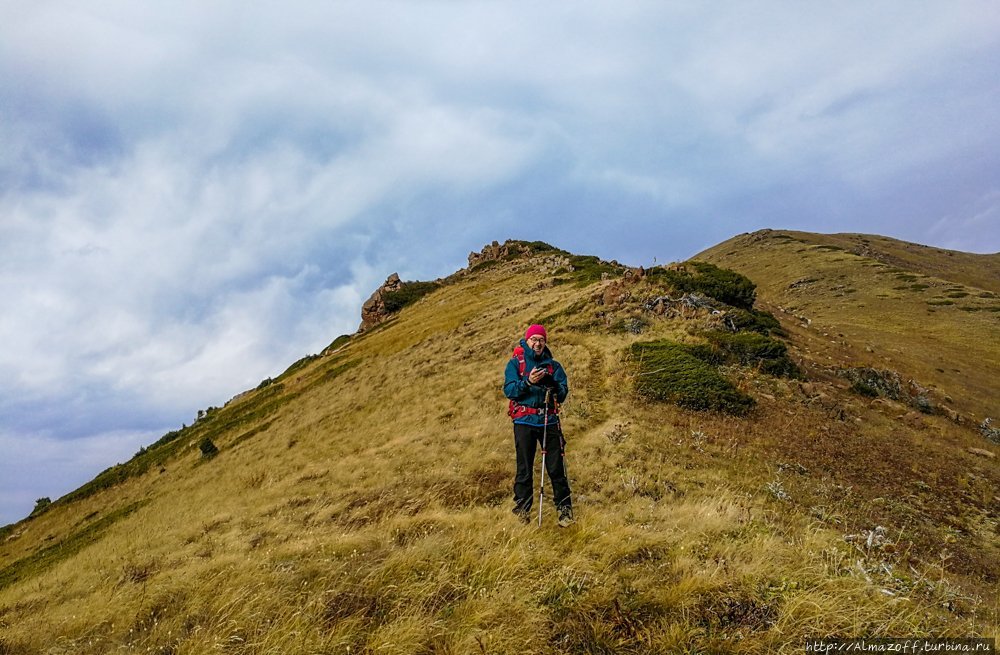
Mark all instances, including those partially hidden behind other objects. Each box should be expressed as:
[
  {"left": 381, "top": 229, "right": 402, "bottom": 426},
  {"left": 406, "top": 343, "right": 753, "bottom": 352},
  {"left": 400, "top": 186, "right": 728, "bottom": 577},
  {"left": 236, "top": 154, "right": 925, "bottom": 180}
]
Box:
[{"left": 1, "top": 233, "right": 996, "bottom": 654}]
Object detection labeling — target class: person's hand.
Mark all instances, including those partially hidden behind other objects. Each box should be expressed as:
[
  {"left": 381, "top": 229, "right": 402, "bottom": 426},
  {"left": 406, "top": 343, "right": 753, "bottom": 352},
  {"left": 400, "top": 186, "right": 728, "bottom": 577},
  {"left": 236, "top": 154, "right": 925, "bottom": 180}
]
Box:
[{"left": 528, "top": 367, "right": 546, "bottom": 384}]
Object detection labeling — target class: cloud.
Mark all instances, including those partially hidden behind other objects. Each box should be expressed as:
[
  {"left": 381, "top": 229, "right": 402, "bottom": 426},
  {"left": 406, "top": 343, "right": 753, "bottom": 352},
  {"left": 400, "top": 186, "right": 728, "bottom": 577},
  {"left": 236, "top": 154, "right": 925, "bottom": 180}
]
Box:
[{"left": 2, "top": 2, "right": 1000, "bottom": 523}]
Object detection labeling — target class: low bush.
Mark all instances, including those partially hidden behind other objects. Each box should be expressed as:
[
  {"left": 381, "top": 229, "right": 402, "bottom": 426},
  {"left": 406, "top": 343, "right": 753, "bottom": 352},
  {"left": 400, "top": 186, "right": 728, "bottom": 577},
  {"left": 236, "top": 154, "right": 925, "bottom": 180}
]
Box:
[
  {"left": 382, "top": 281, "right": 441, "bottom": 313},
  {"left": 699, "top": 331, "right": 802, "bottom": 378},
  {"left": 725, "top": 308, "right": 786, "bottom": 336},
  {"left": 199, "top": 438, "right": 219, "bottom": 459},
  {"left": 841, "top": 368, "right": 902, "bottom": 400},
  {"left": 565, "top": 255, "right": 624, "bottom": 286},
  {"left": 468, "top": 259, "right": 500, "bottom": 273},
  {"left": 647, "top": 261, "right": 757, "bottom": 310},
  {"left": 631, "top": 340, "right": 755, "bottom": 415},
  {"left": 28, "top": 497, "right": 52, "bottom": 519}
]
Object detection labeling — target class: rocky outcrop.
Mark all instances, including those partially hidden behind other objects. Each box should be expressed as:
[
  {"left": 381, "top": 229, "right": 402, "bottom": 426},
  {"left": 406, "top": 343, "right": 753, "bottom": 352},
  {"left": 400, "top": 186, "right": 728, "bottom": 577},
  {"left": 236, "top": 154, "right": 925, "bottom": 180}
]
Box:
[
  {"left": 468, "top": 240, "right": 519, "bottom": 268},
  {"left": 359, "top": 273, "right": 403, "bottom": 332}
]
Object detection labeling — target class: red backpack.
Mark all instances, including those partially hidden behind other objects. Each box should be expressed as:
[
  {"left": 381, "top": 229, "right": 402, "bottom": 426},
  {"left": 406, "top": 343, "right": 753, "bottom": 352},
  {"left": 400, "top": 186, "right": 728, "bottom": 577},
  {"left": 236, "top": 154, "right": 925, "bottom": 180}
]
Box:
[{"left": 507, "top": 346, "right": 559, "bottom": 420}]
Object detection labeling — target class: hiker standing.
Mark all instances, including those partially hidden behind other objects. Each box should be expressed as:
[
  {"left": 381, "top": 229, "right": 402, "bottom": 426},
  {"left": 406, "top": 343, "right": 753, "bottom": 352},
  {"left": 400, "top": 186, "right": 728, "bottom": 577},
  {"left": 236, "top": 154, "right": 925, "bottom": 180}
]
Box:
[{"left": 503, "top": 324, "right": 573, "bottom": 526}]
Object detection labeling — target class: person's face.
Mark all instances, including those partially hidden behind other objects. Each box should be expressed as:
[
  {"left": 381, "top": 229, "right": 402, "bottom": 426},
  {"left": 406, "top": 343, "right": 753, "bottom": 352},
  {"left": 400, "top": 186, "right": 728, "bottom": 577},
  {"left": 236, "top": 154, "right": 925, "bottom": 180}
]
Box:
[{"left": 527, "top": 335, "right": 546, "bottom": 355}]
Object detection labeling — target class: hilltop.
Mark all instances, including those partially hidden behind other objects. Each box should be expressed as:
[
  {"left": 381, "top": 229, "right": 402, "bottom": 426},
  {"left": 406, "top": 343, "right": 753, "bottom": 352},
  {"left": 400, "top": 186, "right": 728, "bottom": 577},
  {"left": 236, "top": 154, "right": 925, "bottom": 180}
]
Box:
[{"left": 1, "top": 233, "right": 997, "bottom": 654}]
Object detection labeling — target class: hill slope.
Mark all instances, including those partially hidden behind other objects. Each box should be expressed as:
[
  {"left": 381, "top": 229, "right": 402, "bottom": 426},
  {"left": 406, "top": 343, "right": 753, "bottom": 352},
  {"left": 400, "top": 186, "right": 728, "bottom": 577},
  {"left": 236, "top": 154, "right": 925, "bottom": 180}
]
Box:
[{"left": 1, "top": 236, "right": 997, "bottom": 654}]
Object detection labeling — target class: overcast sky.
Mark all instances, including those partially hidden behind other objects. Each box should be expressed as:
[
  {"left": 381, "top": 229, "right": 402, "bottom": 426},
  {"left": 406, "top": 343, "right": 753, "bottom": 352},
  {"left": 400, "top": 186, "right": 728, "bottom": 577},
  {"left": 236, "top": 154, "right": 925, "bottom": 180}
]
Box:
[{"left": 2, "top": 2, "right": 999, "bottom": 525}]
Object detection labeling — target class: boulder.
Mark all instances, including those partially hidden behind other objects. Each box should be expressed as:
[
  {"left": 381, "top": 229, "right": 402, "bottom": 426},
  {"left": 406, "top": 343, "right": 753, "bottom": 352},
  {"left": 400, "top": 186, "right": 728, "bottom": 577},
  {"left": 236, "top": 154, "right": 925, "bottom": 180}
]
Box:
[{"left": 358, "top": 273, "right": 403, "bottom": 332}]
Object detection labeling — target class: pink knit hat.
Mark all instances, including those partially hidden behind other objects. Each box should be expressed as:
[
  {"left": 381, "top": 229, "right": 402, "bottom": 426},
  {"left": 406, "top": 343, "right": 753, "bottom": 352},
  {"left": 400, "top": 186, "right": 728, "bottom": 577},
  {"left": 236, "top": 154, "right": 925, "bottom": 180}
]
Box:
[{"left": 525, "top": 324, "right": 547, "bottom": 340}]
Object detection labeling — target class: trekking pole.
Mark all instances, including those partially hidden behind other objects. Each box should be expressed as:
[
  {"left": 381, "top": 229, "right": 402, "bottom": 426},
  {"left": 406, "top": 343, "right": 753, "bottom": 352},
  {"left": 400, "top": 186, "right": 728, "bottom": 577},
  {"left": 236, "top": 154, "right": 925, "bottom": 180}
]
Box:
[
  {"left": 537, "top": 388, "right": 551, "bottom": 527},
  {"left": 560, "top": 416, "right": 571, "bottom": 511}
]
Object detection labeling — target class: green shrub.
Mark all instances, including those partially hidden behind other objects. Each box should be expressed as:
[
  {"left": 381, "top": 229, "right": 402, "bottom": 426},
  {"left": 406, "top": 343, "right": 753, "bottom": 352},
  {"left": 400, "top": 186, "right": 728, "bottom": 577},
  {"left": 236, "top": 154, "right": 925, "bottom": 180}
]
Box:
[
  {"left": 28, "top": 498, "right": 52, "bottom": 519},
  {"left": 382, "top": 281, "right": 441, "bottom": 313},
  {"left": 468, "top": 259, "right": 500, "bottom": 273},
  {"left": 199, "top": 438, "right": 219, "bottom": 459},
  {"left": 725, "top": 308, "right": 786, "bottom": 336},
  {"left": 631, "top": 340, "right": 755, "bottom": 415},
  {"left": 850, "top": 379, "right": 880, "bottom": 397},
  {"left": 647, "top": 261, "right": 757, "bottom": 310},
  {"left": 519, "top": 240, "right": 563, "bottom": 254},
  {"left": 841, "top": 368, "right": 901, "bottom": 400},
  {"left": 698, "top": 332, "right": 801, "bottom": 378},
  {"left": 566, "top": 255, "right": 624, "bottom": 286}
]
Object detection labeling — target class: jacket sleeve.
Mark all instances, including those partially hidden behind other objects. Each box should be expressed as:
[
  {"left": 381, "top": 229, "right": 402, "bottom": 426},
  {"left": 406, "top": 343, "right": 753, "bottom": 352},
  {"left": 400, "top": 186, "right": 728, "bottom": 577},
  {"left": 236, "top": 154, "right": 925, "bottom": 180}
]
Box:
[
  {"left": 503, "top": 358, "right": 530, "bottom": 400},
  {"left": 553, "top": 362, "right": 569, "bottom": 404}
]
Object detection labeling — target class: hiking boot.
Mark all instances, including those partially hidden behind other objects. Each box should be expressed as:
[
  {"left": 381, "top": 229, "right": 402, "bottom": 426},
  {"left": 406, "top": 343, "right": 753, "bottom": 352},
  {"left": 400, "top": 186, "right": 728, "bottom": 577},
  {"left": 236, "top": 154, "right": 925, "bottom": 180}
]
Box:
[
  {"left": 512, "top": 506, "right": 531, "bottom": 525},
  {"left": 557, "top": 507, "right": 575, "bottom": 528}
]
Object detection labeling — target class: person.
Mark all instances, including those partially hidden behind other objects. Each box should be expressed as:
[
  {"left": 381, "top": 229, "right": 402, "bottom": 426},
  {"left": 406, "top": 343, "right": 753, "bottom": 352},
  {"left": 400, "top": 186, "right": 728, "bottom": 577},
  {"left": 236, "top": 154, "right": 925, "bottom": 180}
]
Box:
[{"left": 503, "top": 324, "right": 573, "bottom": 526}]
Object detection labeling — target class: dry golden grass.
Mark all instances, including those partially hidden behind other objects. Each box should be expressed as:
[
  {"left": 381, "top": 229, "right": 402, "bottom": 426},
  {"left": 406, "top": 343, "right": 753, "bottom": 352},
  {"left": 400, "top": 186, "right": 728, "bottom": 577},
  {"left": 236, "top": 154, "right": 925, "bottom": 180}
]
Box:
[{"left": 1, "top": 238, "right": 997, "bottom": 654}]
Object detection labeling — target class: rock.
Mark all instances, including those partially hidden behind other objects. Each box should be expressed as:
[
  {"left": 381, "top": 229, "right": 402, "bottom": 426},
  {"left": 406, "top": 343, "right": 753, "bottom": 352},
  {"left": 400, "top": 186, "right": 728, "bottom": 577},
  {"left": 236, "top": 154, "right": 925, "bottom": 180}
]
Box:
[
  {"left": 358, "top": 273, "right": 403, "bottom": 332},
  {"left": 979, "top": 418, "right": 1000, "bottom": 445},
  {"left": 601, "top": 279, "right": 631, "bottom": 307},
  {"left": 967, "top": 448, "right": 995, "bottom": 459},
  {"left": 940, "top": 406, "right": 962, "bottom": 424},
  {"left": 467, "top": 240, "right": 529, "bottom": 268}
]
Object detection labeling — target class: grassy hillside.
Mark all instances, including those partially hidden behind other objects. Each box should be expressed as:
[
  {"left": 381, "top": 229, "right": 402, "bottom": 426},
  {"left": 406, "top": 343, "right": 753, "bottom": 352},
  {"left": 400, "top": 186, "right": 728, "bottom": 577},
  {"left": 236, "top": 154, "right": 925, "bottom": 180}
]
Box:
[
  {"left": 1, "top": 237, "right": 997, "bottom": 654},
  {"left": 697, "top": 230, "right": 1000, "bottom": 421}
]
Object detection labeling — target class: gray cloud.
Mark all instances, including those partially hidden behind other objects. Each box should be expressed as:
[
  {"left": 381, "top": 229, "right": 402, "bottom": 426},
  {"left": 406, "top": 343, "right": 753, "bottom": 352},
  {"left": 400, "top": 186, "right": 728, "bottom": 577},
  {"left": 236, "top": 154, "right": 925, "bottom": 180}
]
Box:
[{"left": 2, "top": 2, "right": 999, "bottom": 523}]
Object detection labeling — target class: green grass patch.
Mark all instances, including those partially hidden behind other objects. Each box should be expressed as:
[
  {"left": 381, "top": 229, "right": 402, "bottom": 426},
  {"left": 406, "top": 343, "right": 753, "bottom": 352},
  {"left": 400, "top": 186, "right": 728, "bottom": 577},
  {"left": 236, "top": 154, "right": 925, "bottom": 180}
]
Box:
[
  {"left": 647, "top": 261, "right": 757, "bottom": 310},
  {"left": 382, "top": 281, "right": 442, "bottom": 313},
  {"left": 895, "top": 274, "right": 918, "bottom": 282},
  {"left": 323, "top": 334, "right": 352, "bottom": 353},
  {"left": 278, "top": 354, "right": 320, "bottom": 380},
  {"left": 0, "top": 501, "right": 148, "bottom": 590},
  {"left": 909, "top": 284, "right": 930, "bottom": 291},
  {"left": 927, "top": 300, "right": 955, "bottom": 306},
  {"left": 945, "top": 292, "right": 969, "bottom": 298},
  {"left": 631, "top": 340, "right": 755, "bottom": 415}
]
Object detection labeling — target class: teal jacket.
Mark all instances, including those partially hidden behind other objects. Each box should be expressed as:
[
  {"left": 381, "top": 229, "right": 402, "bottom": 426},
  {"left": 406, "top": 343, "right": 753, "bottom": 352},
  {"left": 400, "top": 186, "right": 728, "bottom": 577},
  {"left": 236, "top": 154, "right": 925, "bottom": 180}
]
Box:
[{"left": 503, "top": 339, "right": 569, "bottom": 426}]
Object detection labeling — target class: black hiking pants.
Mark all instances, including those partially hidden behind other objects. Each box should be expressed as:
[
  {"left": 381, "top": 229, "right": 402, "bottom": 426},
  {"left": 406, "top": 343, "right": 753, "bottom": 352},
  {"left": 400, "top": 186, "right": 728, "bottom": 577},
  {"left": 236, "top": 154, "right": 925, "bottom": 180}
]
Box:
[{"left": 513, "top": 421, "right": 571, "bottom": 515}]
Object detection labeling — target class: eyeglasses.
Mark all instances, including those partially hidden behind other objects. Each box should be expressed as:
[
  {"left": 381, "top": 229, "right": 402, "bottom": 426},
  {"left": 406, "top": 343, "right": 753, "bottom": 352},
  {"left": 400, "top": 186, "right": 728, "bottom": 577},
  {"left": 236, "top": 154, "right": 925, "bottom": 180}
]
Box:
[{"left": 527, "top": 336, "right": 546, "bottom": 343}]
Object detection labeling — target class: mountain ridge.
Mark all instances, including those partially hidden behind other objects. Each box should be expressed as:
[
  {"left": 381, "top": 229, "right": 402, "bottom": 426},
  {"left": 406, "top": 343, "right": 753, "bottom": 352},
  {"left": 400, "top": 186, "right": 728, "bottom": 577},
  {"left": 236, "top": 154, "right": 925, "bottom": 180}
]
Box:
[{"left": 1, "top": 230, "right": 997, "bottom": 653}]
